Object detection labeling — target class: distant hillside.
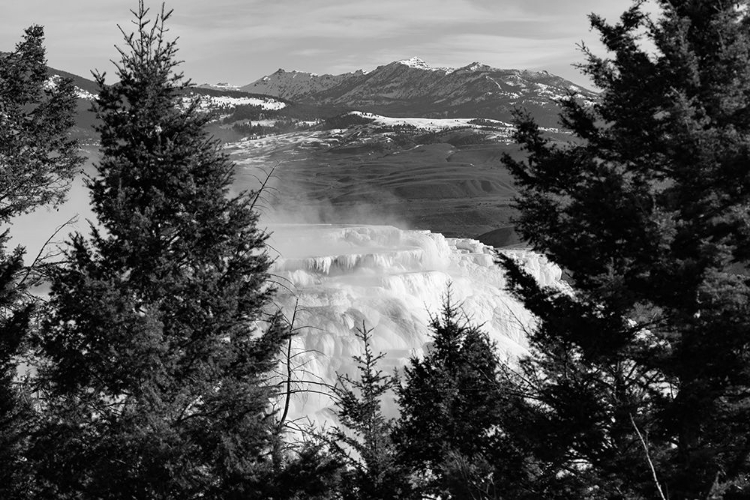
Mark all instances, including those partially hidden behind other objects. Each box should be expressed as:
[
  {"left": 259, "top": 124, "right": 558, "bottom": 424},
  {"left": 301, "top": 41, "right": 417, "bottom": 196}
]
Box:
[
  {"left": 242, "top": 57, "right": 596, "bottom": 127},
  {"left": 48, "top": 66, "right": 99, "bottom": 95},
  {"left": 241, "top": 69, "right": 367, "bottom": 98},
  {"left": 44, "top": 67, "right": 291, "bottom": 142}
]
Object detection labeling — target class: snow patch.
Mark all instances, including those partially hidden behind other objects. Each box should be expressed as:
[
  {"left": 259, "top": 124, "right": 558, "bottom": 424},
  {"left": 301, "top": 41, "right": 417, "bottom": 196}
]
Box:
[
  {"left": 397, "top": 57, "right": 451, "bottom": 73},
  {"left": 397, "top": 57, "right": 432, "bottom": 69},
  {"left": 45, "top": 74, "right": 96, "bottom": 100},
  {"left": 348, "top": 111, "right": 513, "bottom": 130},
  {"left": 186, "top": 95, "right": 286, "bottom": 111}
]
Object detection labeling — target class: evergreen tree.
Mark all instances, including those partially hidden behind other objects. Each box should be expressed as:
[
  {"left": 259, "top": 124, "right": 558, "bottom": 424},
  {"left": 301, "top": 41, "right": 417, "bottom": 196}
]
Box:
[
  {"left": 330, "top": 322, "right": 410, "bottom": 500},
  {"left": 0, "top": 25, "right": 81, "bottom": 221},
  {"left": 30, "top": 4, "right": 286, "bottom": 498},
  {"left": 258, "top": 440, "right": 345, "bottom": 500},
  {"left": 500, "top": 0, "right": 750, "bottom": 497},
  {"left": 395, "top": 295, "right": 531, "bottom": 499},
  {"left": 0, "top": 237, "right": 37, "bottom": 500},
  {"left": 0, "top": 25, "right": 82, "bottom": 499}
]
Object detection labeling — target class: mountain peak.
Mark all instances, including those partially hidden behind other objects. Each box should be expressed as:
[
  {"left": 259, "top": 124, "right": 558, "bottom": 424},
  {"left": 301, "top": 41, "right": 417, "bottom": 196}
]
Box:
[
  {"left": 462, "top": 62, "right": 492, "bottom": 72},
  {"left": 396, "top": 58, "right": 499, "bottom": 74},
  {"left": 397, "top": 57, "right": 431, "bottom": 69},
  {"left": 395, "top": 57, "right": 455, "bottom": 73}
]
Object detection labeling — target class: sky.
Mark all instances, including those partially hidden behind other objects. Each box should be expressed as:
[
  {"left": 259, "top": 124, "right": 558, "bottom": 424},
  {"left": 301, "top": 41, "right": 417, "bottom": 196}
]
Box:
[{"left": 1, "top": 0, "right": 651, "bottom": 89}]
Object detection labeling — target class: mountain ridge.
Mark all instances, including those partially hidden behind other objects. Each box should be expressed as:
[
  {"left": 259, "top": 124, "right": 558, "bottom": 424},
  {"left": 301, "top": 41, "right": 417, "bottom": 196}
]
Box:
[
  {"left": 46, "top": 56, "right": 595, "bottom": 138},
  {"left": 240, "top": 57, "right": 595, "bottom": 126}
]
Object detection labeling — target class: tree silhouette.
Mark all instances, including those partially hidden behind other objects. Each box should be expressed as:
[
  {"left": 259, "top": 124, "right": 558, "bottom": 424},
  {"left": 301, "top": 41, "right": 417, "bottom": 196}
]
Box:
[
  {"left": 330, "top": 322, "right": 409, "bottom": 500},
  {"left": 0, "top": 25, "right": 82, "bottom": 499},
  {"left": 30, "top": 4, "right": 287, "bottom": 498},
  {"left": 396, "top": 294, "right": 530, "bottom": 499},
  {"left": 500, "top": 1, "right": 750, "bottom": 497}
]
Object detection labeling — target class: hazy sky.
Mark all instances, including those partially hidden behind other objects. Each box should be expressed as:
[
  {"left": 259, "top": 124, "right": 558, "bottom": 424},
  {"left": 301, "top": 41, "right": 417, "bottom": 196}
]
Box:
[{"left": 1, "top": 0, "right": 648, "bottom": 89}]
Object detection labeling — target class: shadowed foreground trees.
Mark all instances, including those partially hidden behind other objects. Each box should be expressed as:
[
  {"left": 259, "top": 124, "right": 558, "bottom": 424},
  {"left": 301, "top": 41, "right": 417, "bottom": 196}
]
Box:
[
  {"left": 500, "top": 0, "right": 750, "bottom": 498},
  {"left": 329, "top": 322, "right": 410, "bottom": 500},
  {"left": 0, "top": 25, "right": 82, "bottom": 499},
  {"left": 26, "top": 4, "right": 287, "bottom": 498},
  {"left": 395, "top": 296, "right": 534, "bottom": 500}
]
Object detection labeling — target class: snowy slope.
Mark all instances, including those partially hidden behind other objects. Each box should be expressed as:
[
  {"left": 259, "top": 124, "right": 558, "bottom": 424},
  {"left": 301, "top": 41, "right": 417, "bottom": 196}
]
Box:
[
  {"left": 184, "top": 93, "right": 286, "bottom": 112},
  {"left": 348, "top": 110, "right": 513, "bottom": 130},
  {"left": 45, "top": 71, "right": 285, "bottom": 112},
  {"left": 44, "top": 74, "right": 96, "bottom": 100}
]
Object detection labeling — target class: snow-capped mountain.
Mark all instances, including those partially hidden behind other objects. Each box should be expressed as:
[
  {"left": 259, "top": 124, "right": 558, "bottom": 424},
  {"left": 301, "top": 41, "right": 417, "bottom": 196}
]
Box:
[{"left": 242, "top": 57, "right": 595, "bottom": 126}]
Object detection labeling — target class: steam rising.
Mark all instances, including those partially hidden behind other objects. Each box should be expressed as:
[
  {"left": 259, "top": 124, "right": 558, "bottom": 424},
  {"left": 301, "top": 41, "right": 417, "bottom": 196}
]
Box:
[{"left": 265, "top": 223, "right": 564, "bottom": 428}]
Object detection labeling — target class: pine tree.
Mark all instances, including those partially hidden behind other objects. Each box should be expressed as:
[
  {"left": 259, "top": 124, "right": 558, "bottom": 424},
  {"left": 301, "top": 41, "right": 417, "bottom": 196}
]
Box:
[
  {"left": 0, "top": 237, "right": 37, "bottom": 500},
  {"left": 500, "top": 1, "right": 750, "bottom": 498},
  {"left": 330, "top": 322, "right": 410, "bottom": 500},
  {"left": 395, "top": 295, "right": 530, "bottom": 499},
  {"left": 0, "top": 25, "right": 82, "bottom": 499},
  {"left": 30, "top": 4, "right": 286, "bottom": 498},
  {"left": 0, "top": 25, "right": 82, "bottom": 221},
  {"left": 258, "top": 440, "right": 345, "bottom": 500}
]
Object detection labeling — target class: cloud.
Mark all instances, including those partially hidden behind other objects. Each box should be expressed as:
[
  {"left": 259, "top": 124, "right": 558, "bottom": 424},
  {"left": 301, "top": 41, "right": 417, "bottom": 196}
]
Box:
[{"left": 1, "top": 0, "right": 659, "bottom": 87}]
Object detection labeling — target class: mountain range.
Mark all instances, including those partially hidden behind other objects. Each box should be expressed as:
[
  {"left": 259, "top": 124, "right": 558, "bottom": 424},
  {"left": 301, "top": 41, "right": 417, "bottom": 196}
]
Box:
[
  {"left": 236, "top": 57, "right": 595, "bottom": 126},
  {"left": 51, "top": 56, "right": 595, "bottom": 134}
]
